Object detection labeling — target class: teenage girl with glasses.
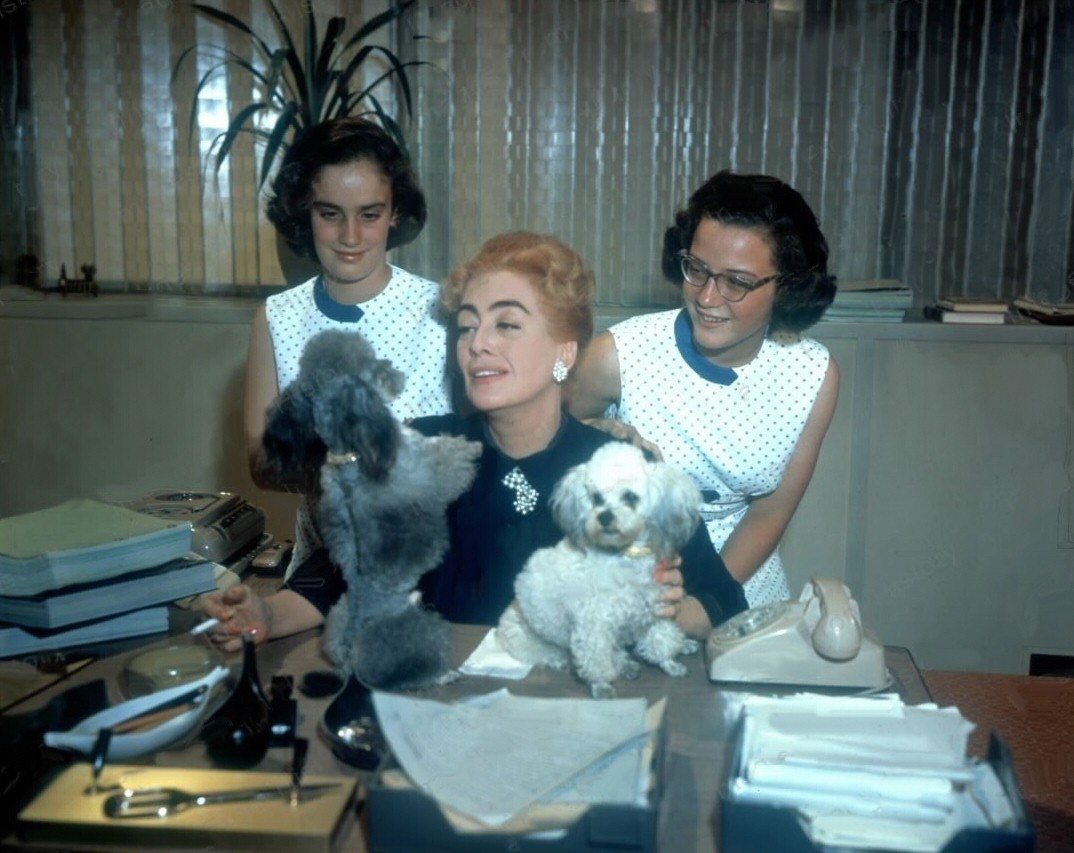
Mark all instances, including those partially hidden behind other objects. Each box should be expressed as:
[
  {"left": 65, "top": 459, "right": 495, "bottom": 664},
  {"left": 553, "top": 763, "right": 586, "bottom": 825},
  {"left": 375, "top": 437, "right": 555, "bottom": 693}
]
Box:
[{"left": 570, "top": 170, "right": 839, "bottom": 607}]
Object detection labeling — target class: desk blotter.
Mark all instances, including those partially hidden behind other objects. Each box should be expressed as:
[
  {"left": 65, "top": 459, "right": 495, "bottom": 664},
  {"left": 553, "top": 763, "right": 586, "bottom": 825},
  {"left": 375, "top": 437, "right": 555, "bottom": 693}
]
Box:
[{"left": 16, "top": 764, "right": 357, "bottom": 852}]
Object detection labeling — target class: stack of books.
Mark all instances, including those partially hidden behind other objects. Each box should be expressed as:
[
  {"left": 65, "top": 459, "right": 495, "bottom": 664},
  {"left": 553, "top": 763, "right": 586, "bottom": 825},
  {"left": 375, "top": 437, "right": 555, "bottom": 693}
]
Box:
[
  {"left": 1012, "top": 296, "right": 1074, "bottom": 325},
  {"left": 923, "top": 296, "right": 1009, "bottom": 324},
  {"left": 0, "top": 499, "right": 216, "bottom": 658},
  {"left": 824, "top": 280, "right": 913, "bottom": 323}
]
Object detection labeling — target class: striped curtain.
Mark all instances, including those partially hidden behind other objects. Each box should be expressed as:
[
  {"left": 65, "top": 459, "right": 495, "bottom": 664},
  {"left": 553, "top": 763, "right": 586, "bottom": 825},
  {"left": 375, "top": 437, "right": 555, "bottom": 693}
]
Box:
[{"left": 5, "top": 0, "right": 1073, "bottom": 307}]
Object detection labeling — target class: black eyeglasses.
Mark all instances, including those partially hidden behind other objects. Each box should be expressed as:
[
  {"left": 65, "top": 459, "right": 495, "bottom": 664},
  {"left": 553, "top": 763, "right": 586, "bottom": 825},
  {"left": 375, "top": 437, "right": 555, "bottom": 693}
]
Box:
[{"left": 677, "top": 251, "right": 780, "bottom": 303}]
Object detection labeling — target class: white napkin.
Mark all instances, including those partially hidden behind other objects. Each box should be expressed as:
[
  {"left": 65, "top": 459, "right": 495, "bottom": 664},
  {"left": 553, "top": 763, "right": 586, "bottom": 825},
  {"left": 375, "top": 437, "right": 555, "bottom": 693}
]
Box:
[{"left": 460, "top": 629, "right": 533, "bottom": 679}]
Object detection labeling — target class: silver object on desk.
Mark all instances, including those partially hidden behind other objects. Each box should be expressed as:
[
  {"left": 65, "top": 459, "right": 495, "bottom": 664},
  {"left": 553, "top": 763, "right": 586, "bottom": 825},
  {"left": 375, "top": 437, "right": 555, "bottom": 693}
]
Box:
[
  {"left": 126, "top": 490, "right": 265, "bottom": 564},
  {"left": 102, "top": 782, "right": 340, "bottom": 818}
]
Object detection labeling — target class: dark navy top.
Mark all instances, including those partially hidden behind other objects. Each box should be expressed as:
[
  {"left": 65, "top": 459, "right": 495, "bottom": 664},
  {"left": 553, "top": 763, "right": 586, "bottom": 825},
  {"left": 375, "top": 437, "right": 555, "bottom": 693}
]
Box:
[{"left": 287, "top": 413, "right": 747, "bottom": 627}]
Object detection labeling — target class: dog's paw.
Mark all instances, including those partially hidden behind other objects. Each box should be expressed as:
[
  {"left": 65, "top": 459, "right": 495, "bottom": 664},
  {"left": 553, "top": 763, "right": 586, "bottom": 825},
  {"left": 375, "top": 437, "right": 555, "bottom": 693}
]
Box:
[
  {"left": 680, "top": 638, "right": 700, "bottom": 656},
  {"left": 435, "top": 669, "right": 461, "bottom": 686},
  {"left": 620, "top": 659, "right": 641, "bottom": 680},
  {"left": 659, "top": 659, "right": 688, "bottom": 678},
  {"left": 590, "top": 682, "right": 617, "bottom": 700}
]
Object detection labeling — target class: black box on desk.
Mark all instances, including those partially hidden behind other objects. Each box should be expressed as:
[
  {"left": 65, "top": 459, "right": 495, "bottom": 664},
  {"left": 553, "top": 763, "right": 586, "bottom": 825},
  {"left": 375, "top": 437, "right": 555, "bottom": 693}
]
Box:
[
  {"left": 366, "top": 724, "right": 664, "bottom": 853},
  {"left": 718, "top": 728, "right": 1034, "bottom": 853}
]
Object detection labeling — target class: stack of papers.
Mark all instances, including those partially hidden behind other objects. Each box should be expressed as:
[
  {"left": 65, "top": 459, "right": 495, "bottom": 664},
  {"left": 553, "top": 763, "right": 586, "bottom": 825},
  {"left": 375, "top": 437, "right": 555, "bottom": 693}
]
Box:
[
  {"left": 724, "top": 693, "right": 1020, "bottom": 852},
  {"left": 372, "top": 689, "right": 659, "bottom": 827}
]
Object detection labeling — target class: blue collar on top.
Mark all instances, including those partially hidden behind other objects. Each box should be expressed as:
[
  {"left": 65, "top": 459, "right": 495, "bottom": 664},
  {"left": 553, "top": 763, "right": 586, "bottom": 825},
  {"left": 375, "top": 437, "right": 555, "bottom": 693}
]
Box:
[
  {"left": 314, "top": 275, "right": 365, "bottom": 322},
  {"left": 673, "top": 309, "right": 738, "bottom": 386}
]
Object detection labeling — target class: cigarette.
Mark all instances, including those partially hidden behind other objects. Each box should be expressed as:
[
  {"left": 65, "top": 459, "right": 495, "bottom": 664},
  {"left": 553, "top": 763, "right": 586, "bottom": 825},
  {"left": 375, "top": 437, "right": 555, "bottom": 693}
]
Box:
[{"left": 189, "top": 617, "right": 220, "bottom": 636}]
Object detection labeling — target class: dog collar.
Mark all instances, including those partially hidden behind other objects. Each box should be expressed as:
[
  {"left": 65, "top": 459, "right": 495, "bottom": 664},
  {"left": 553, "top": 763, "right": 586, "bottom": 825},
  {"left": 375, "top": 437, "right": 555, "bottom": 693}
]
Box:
[
  {"left": 622, "top": 544, "right": 654, "bottom": 559},
  {"left": 325, "top": 451, "right": 360, "bottom": 466}
]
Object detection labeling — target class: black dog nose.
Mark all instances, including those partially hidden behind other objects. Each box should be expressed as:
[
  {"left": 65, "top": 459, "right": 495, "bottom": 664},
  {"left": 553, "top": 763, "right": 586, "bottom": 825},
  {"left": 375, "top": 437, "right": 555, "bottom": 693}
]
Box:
[{"left": 597, "top": 509, "right": 615, "bottom": 527}]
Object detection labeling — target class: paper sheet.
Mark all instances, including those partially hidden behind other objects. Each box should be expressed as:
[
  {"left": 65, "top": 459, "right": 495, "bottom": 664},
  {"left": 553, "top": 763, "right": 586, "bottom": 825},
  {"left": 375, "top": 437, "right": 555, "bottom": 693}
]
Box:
[
  {"left": 725, "top": 693, "right": 1019, "bottom": 852},
  {"left": 458, "top": 628, "right": 533, "bottom": 680},
  {"left": 373, "top": 689, "right": 649, "bottom": 825}
]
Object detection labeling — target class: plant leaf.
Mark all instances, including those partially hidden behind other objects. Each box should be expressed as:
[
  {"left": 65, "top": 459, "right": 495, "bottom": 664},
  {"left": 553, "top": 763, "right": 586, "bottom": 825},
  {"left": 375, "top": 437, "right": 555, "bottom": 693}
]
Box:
[
  {"left": 213, "top": 101, "right": 272, "bottom": 174},
  {"left": 313, "top": 16, "right": 346, "bottom": 119},
  {"left": 263, "top": 0, "right": 308, "bottom": 123},
  {"left": 259, "top": 102, "right": 301, "bottom": 189},
  {"left": 192, "top": 3, "right": 274, "bottom": 61},
  {"left": 303, "top": 2, "right": 317, "bottom": 116},
  {"left": 339, "top": 0, "right": 416, "bottom": 50},
  {"left": 351, "top": 51, "right": 430, "bottom": 123},
  {"left": 186, "top": 56, "right": 272, "bottom": 152}
]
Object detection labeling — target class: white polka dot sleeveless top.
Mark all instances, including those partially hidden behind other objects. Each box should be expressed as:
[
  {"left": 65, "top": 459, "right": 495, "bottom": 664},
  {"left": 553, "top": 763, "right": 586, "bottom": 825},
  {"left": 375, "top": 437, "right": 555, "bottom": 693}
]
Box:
[
  {"left": 609, "top": 309, "right": 829, "bottom": 606},
  {"left": 265, "top": 268, "right": 451, "bottom": 577},
  {"left": 266, "top": 267, "right": 450, "bottom": 415}
]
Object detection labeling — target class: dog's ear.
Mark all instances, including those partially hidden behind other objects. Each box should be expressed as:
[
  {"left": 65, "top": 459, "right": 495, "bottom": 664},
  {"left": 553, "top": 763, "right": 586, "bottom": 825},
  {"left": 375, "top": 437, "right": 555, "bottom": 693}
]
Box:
[
  {"left": 365, "top": 357, "right": 406, "bottom": 403},
  {"left": 644, "top": 460, "right": 702, "bottom": 556},
  {"left": 549, "top": 461, "right": 591, "bottom": 544},
  {"left": 312, "top": 376, "right": 399, "bottom": 482},
  {"left": 261, "top": 388, "right": 326, "bottom": 479}
]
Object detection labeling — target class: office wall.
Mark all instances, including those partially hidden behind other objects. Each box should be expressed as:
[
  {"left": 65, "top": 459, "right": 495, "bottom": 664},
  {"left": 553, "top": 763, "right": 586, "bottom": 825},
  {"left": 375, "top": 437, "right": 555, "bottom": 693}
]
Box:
[{"left": 2, "top": 295, "right": 1071, "bottom": 675}]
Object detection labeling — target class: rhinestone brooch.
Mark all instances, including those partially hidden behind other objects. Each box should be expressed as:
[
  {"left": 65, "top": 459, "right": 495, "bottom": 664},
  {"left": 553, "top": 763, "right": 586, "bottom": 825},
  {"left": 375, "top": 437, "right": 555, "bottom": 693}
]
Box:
[{"left": 502, "top": 467, "right": 539, "bottom": 515}]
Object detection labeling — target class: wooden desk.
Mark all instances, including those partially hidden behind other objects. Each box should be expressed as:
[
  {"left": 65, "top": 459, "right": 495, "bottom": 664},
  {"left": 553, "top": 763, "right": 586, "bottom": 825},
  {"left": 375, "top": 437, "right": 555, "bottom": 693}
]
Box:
[
  {"left": 924, "top": 670, "right": 1074, "bottom": 853},
  {"left": 3, "top": 629, "right": 930, "bottom": 852}
]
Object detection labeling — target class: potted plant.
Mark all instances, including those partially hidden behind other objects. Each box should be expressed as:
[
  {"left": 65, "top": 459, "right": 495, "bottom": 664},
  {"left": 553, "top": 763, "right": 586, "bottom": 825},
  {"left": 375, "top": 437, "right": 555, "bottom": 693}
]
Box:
[{"left": 175, "top": 0, "right": 423, "bottom": 190}]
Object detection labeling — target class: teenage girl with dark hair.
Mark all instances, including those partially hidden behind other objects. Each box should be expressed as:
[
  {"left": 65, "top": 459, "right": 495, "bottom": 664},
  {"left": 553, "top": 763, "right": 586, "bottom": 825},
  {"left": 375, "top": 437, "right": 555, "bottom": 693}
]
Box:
[
  {"left": 246, "top": 116, "right": 450, "bottom": 579},
  {"left": 570, "top": 170, "right": 839, "bottom": 607}
]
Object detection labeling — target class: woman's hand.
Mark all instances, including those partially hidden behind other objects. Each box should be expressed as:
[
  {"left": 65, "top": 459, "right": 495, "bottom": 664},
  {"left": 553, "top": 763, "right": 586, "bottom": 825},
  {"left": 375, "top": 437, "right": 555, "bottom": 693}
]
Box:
[
  {"left": 654, "top": 555, "right": 714, "bottom": 638},
  {"left": 586, "top": 418, "right": 664, "bottom": 461},
  {"left": 653, "top": 557, "right": 685, "bottom": 619},
  {"left": 197, "top": 584, "right": 273, "bottom": 653}
]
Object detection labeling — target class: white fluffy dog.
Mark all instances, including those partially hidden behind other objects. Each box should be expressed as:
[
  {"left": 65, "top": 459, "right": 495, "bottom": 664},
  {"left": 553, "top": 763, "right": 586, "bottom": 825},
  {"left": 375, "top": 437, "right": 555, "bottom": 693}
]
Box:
[{"left": 497, "top": 441, "right": 702, "bottom": 698}]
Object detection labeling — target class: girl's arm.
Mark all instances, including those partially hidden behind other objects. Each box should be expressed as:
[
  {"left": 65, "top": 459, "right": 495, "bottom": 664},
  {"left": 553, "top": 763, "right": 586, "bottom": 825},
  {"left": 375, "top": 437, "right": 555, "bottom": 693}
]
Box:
[
  {"left": 719, "top": 359, "right": 840, "bottom": 585},
  {"left": 567, "top": 331, "right": 622, "bottom": 419},
  {"left": 244, "top": 304, "right": 282, "bottom": 490}
]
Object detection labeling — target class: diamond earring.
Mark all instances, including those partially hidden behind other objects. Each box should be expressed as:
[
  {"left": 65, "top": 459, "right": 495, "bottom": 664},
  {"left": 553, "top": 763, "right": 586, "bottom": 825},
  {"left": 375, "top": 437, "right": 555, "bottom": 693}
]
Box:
[{"left": 552, "top": 359, "right": 569, "bottom": 383}]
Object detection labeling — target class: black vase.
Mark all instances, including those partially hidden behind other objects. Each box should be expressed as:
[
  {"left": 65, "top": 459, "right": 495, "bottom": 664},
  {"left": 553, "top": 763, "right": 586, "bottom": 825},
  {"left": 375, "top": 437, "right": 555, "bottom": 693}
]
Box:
[{"left": 203, "top": 634, "right": 271, "bottom": 768}]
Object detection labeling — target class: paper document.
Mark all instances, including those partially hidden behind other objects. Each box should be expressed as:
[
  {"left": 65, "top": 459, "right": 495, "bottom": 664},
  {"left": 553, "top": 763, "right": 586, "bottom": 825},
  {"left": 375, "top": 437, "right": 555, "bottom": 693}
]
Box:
[
  {"left": 373, "top": 689, "right": 651, "bottom": 825},
  {"left": 725, "top": 693, "right": 1018, "bottom": 852}
]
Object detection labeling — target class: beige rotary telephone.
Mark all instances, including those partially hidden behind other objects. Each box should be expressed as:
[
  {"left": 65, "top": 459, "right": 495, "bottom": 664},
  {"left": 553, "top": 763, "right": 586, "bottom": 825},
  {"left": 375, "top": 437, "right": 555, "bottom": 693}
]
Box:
[{"left": 706, "top": 577, "right": 887, "bottom": 689}]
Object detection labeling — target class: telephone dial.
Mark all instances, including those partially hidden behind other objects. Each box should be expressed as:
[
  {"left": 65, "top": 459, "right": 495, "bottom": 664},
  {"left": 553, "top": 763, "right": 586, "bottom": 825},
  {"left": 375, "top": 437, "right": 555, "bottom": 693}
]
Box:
[{"left": 706, "top": 577, "right": 887, "bottom": 689}]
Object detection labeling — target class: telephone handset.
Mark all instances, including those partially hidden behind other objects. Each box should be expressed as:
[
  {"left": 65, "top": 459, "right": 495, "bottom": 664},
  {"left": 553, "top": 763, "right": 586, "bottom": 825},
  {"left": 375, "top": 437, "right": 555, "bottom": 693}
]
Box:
[{"left": 706, "top": 577, "right": 887, "bottom": 689}]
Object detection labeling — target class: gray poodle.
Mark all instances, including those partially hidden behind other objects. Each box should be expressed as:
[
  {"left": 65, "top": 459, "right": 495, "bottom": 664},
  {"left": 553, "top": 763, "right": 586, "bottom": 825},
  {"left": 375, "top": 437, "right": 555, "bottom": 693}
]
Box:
[{"left": 261, "top": 329, "right": 479, "bottom": 690}]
